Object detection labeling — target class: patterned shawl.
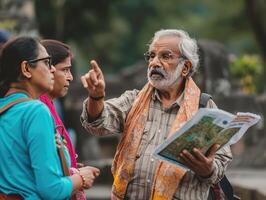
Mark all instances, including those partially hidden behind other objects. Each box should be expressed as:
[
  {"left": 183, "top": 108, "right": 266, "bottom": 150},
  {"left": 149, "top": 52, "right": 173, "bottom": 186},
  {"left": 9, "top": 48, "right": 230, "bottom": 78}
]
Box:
[{"left": 111, "top": 77, "right": 201, "bottom": 200}]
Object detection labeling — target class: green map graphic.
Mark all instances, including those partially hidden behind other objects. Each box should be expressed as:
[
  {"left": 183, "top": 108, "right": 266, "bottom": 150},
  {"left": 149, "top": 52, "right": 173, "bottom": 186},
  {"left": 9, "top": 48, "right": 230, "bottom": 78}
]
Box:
[{"left": 159, "top": 116, "right": 240, "bottom": 164}]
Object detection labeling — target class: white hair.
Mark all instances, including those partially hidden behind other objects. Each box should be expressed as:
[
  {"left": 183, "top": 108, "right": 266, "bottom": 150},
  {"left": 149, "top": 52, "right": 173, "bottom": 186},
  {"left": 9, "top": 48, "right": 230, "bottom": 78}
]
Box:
[{"left": 149, "top": 29, "right": 199, "bottom": 75}]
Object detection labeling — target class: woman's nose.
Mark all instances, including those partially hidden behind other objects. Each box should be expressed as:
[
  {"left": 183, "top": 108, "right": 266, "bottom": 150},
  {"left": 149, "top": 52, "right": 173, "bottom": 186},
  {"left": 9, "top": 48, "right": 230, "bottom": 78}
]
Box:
[
  {"left": 50, "top": 65, "right": 56, "bottom": 73},
  {"left": 67, "top": 71, "right": 74, "bottom": 81}
]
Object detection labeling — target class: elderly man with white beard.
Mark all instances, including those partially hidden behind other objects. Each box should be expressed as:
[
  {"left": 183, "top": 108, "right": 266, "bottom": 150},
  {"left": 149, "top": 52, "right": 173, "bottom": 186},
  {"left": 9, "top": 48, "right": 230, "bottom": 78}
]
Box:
[{"left": 80, "top": 29, "right": 232, "bottom": 200}]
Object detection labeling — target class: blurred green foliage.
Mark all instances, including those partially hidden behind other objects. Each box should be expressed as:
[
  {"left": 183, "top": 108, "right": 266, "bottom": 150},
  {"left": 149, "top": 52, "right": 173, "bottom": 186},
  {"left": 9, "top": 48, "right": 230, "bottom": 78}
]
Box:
[
  {"left": 34, "top": 0, "right": 263, "bottom": 74},
  {"left": 230, "top": 55, "right": 262, "bottom": 78},
  {"left": 230, "top": 55, "right": 263, "bottom": 94}
]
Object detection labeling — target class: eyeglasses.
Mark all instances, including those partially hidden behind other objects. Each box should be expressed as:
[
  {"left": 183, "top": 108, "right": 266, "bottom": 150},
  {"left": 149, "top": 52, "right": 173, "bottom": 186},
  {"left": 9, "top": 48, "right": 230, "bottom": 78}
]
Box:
[
  {"left": 144, "top": 50, "right": 183, "bottom": 63},
  {"left": 27, "top": 56, "right": 52, "bottom": 69}
]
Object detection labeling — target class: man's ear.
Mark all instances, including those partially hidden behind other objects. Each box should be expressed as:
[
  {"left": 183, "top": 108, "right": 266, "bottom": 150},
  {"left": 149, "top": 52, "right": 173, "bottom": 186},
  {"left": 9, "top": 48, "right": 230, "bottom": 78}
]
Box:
[
  {"left": 21, "top": 61, "right": 32, "bottom": 79},
  {"left": 182, "top": 60, "right": 192, "bottom": 77}
]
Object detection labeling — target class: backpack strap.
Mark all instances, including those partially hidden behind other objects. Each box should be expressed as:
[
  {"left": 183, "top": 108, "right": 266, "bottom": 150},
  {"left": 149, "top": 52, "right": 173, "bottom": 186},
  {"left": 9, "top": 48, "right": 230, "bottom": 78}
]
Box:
[
  {"left": 0, "top": 98, "right": 32, "bottom": 115},
  {"left": 220, "top": 175, "right": 234, "bottom": 200},
  {"left": 56, "top": 129, "right": 71, "bottom": 176},
  {"left": 199, "top": 93, "right": 212, "bottom": 108}
]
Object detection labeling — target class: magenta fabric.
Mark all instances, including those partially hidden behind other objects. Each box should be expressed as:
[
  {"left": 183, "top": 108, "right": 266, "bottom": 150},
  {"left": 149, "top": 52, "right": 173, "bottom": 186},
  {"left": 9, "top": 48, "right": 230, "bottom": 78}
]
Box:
[
  {"left": 39, "top": 95, "right": 87, "bottom": 200},
  {"left": 39, "top": 94, "right": 77, "bottom": 168}
]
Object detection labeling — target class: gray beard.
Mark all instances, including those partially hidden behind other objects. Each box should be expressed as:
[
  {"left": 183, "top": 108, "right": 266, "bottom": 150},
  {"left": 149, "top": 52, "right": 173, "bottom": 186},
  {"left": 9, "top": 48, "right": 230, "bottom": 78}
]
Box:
[{"left": 147, "top": 63, "right": 183, "bottom": 90}]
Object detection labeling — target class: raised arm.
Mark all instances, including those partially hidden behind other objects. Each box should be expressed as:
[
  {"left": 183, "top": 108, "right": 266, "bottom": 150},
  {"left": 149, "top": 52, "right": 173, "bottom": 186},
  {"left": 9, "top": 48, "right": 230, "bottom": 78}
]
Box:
[{"left": 80, "top": 60, "right": 106, "bottom": 120}]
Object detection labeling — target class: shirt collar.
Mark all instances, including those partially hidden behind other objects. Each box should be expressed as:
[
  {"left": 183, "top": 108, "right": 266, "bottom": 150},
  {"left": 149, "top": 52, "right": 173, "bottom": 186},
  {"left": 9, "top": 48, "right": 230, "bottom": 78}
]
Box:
[{"left": 152, "top": 88, "right": 184, "bottom": 107}]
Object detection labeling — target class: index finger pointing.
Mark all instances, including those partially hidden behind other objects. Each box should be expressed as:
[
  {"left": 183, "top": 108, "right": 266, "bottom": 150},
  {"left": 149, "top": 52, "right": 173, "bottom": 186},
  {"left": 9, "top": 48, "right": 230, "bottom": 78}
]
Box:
[{"left": 90, "top": 60, "right": 102, "bottom": 75}]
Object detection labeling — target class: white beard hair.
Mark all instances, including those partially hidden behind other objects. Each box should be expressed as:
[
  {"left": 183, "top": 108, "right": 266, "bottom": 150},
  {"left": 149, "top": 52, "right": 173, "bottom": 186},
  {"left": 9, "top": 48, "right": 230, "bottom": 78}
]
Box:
[{"left": 147, "top": 62, "right": 184, "bottom": 90}]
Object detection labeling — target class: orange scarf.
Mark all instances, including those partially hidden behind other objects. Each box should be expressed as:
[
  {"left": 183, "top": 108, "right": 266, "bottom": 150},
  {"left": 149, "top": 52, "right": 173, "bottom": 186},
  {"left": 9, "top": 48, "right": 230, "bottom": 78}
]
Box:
[{"left": 111, "top": 77, "right": 201, "bottom": 200}]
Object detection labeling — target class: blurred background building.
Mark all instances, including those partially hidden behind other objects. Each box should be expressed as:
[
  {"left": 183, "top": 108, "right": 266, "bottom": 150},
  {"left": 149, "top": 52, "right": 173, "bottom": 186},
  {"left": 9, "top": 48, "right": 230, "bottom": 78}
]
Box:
[{"left": 1, "top": 0, "right": 266, "bottom": 199}]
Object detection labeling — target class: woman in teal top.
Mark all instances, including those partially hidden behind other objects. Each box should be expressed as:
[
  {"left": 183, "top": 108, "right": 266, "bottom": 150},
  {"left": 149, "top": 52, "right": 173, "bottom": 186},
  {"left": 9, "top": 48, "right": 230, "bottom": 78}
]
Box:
[
  {"left": 0, "top": 37, "right": 99, "bottom": 200},
  {"left": 0, "top": 93, "right": 72, "bottom": 199}
]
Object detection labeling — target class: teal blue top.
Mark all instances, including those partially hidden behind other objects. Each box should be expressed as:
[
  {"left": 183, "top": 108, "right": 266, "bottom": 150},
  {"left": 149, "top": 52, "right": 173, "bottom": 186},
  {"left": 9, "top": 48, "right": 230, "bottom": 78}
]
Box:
[{"left": 0, "top": 93, "right": 73, "bottom": 200}]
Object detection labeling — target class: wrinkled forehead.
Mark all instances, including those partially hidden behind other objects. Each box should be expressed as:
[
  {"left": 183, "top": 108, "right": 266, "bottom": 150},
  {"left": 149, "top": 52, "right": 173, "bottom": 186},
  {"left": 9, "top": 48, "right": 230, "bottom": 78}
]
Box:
[{"left": 149, "top": 36, "right": 180, "bottom": 53}]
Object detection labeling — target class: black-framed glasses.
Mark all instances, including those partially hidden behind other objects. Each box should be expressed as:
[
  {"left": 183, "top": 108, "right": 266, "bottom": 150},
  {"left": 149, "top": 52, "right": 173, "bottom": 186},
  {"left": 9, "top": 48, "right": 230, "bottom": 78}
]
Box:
[
  {"left": 27, "top": 56, "right": 52, "bottom": 69},
  {"left": 144, "top": 50, "right": 183, "bottom": 63}
]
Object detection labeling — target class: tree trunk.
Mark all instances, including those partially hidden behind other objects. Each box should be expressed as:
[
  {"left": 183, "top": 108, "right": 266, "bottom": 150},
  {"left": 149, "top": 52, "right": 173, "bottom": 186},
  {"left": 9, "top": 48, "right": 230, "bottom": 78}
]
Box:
[{"left": 246, "top": 0, "right": 266, "bottom": 86}]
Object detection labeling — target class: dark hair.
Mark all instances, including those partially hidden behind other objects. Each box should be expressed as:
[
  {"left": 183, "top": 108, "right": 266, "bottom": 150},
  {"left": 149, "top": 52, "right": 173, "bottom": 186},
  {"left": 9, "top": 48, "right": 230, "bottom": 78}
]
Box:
[
  {"left": 41, "top": 40, "right": 71, "bottom": 66},
  {"left": 0, "top": 36, "right": 40, "bottom": 97}
]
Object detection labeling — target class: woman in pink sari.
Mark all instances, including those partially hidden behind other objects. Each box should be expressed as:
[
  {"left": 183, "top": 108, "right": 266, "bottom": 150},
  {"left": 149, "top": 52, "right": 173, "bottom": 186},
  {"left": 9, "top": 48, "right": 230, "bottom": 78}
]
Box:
[{"left": 39, "top": 39, "right": 99, "bottom": 200}]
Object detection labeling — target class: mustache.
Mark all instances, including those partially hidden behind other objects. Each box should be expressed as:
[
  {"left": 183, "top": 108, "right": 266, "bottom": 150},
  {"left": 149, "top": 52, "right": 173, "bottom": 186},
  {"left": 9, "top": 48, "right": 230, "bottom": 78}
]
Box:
[{"left": 148, "top": 67, "right": 167, "bottom": 78}]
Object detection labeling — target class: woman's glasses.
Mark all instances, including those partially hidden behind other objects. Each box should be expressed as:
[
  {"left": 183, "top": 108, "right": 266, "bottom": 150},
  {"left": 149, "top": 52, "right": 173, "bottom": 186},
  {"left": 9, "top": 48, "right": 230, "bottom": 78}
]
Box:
[{"left": 27, "top": 56, "right": 52, "bottom": 69}]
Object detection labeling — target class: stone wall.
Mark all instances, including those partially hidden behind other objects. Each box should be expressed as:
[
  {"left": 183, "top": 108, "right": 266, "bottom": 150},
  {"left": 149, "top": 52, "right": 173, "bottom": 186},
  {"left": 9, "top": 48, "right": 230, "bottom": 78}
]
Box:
[{"left": 234, "top": 186, "right": 266, "bottom": 200}]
